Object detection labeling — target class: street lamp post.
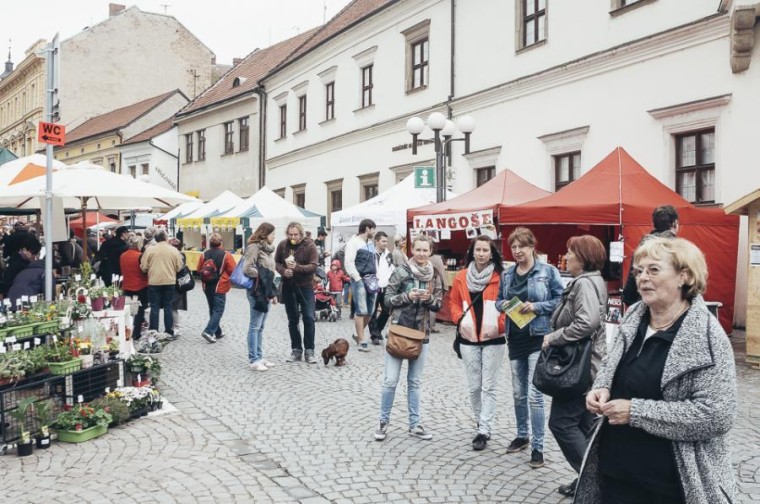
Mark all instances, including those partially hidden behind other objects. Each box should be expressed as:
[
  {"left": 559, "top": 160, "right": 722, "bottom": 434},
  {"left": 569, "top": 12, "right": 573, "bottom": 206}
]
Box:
[{"left": 406, "top": 112, "right": 475, "bottom": 202}]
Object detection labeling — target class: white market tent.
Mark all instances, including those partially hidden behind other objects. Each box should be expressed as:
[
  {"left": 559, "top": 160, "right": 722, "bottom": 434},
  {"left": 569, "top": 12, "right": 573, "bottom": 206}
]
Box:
[
  {"left": 174, "top": 190, "right": 245, "bottom": 249},
  {"left": 329, "top": 173, "right": 455, "bottom": 249},
  {"left": 159, "top": 201, "right": 204, "bottom": 223},
  {"left": 210, "top": 186, "right": 323, "bottom": 244}
]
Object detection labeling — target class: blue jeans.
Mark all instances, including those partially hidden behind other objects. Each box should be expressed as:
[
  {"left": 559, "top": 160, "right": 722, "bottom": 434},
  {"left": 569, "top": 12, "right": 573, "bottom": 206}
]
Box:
[
  {"left": 203, "top": 286, "right": 226, "bottom": 336},
  {"left": 351, "top": 279, "right": 376, "bottom": 316},
  {"left": 379, "top": 344, "right": 429, "bottom": 428},
  {"left": 510, "top": 350, "right": 545, "bottom": 451},
  {"left": 342, "top": 283, "right": 350, "bottom": 304},
  {"left": 148, "top": 285, "right": 175, "bottom": 334},
  {"left": 246, "top": 290, "right": 268, "bottom": 363},
  {"left": 281, "top": 283, "right": 315, "bottom": 351}
]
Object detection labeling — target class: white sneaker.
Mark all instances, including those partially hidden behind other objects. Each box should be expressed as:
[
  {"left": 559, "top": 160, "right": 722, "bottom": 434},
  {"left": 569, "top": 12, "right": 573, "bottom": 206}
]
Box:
[
  {"left": 409, "top": 425, "right": 433, "bottom": 440},
  {"left": 262, "top": 360, "right": 276, "bottom": 368},
  {"left": 249, "top": 361, "right": 268, "bottom": 371}
]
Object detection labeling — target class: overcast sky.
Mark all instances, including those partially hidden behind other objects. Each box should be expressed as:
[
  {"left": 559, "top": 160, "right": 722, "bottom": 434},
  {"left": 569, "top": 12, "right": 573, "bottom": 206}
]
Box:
[{"left": 3, "top": 0, "right": 354, "bottom": 65}]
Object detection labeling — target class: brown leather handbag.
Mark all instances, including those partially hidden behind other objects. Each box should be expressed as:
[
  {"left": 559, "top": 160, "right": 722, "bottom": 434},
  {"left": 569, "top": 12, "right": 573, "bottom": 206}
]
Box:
[{"left": 386, "top": 323, "right": 425, "bottom": 360}]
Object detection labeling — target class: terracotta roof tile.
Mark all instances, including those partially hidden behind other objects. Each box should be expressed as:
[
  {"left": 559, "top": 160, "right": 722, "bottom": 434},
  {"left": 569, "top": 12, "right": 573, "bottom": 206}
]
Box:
[
  {"left": 178, "top": 28, "right": 319, "bottom": 116},
  {"left": 66, "top": 90, "right": 182, "bottom": 143},
  {"left": 122, "top": 118, "right": 175, "bottom": 145},
  {"left": 275, "top": 0, "right": 398, "bottom": 72}
]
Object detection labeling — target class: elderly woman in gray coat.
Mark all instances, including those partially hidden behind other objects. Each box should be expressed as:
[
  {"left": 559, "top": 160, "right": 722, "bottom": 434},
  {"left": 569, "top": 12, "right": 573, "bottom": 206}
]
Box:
[
  {"left": 541, "top": 235, "right": 608, "bottom": 497},
  {"left": 576, "top": 237, "right": 737, "bottom": 504}
]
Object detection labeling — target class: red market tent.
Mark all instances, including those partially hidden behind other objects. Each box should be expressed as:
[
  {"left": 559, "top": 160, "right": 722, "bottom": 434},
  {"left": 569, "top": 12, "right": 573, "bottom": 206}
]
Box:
[
  {"left": 501, "top": 147, "right": 739, "bottom": 331},
  {"left": 407, "top": 169, "right": 551, "bottom": 229},
  {"left": 69, "top": 211, "right": 118, "bottom": 238}
]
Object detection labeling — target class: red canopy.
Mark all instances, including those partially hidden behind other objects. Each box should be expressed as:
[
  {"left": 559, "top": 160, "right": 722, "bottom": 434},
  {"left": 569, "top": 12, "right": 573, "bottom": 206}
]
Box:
[
  {"left": 407, "top": 169, "right": 551, "bottom": 227},
  {"left": 501, "top": 147, "right": 740, "bottom": 331},
  {"left": 69, "top": 211, "right": 118, "bottom": 238}
]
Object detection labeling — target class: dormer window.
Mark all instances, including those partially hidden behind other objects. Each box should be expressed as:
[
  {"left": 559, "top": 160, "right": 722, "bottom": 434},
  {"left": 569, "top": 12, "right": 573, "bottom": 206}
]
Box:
[{"left": 232, "top": 76, "right": 247, "bottom": 88}]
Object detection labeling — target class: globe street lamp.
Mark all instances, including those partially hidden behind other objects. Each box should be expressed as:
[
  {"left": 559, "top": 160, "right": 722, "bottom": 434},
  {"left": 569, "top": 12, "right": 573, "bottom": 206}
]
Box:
[{"left": 406, "top": 112, "right": 475, "bottom": 202}]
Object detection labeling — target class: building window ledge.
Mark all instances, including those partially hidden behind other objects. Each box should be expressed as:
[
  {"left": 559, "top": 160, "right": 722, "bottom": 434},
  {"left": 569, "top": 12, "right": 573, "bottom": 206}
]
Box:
[
  {"left": 610, "top": 0, "right": 657, "bottom": 18},
  {"left": 406, "top": 85, "right": 428, "bottom": 96},
  {"left": 319, "top": 118, "right": 336, "bottom": 126},
  {"left": 516, "top": 39, "right": 547, "bottom": 55},
  {"left": 275, "top": 137, "right": 286, "bottom": 143},
  {"left": 293, "top": 129, "right": 307, "bottom": 136},
  {"left": 353, "top": 104, "right": 376, "bottom": 114}
]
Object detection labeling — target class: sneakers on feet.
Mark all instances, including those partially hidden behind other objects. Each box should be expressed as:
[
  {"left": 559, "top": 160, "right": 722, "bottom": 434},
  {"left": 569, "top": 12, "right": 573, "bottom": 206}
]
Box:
[
  {"left": 374, "top": 422, "right": 388, "bottom": 441},
  {"left": 409, "top": 425, "right": 433, "bottom": 440},
  {"left": 262, "top": 360, "right": 276, "bottom": 368},
  {"left": 557, "top": 478, "right": 577, "bottom": 497},
  {"left": 304, "top": 351, "right": 317, "bottom": 364},
  {"left": 529, "top": 449, "right": 545, "bottom": 469},
  {"left": 285, "top": 350, "right": 302, "bottom": 362},
  {"left": 352, "top": 334, "right": 359, "bottom": 345},
  {"left": 472, "top": 433, "right": 488, "bottom": 451},
  {"left": 370, "top": 338, "right": 381, "bottom": 345},
  {"left": 215, "top": 331, "right": 225, "bottom": 339},
  {"left": 506, "top": 437, "right": 530, "bottom": 453},
  {"left": 201, "top": 332, "right": 217, "bottom": 344},
  {"left": 249, "top": 361, "right": 268, "bottom": 371},
  {"left": 358, "top": 343, "right": 370, "bottom": 352}
]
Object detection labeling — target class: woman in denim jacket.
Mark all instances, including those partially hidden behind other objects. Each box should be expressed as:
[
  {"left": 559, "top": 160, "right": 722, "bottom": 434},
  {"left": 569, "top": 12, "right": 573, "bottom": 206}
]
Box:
[{"left": 497, "top": 227, "right": 563, "bottom": 469}]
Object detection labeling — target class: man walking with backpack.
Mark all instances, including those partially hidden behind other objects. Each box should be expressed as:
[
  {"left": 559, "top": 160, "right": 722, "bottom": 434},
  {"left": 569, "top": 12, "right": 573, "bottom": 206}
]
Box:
[
  {"left": 197, "top": 233, "right": 236, "bottom": 343},
  {"left": 140, "top": 229, "right": 183, "bottom": 336}
]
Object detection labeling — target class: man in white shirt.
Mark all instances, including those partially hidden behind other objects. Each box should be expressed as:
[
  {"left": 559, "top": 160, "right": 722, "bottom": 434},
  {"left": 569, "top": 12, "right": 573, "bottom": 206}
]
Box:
[
  {"left": 368, "top": 231, "right": 394, "bottom": 344},
  {"left": 344, "top": 218, "right": 377, "bottom": 352}
]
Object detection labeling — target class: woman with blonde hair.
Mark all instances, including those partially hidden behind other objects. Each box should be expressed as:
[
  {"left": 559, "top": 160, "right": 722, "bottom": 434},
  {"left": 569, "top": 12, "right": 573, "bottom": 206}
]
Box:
[{"left": 577, "top": 237, "right": 737, "bottom": 503}]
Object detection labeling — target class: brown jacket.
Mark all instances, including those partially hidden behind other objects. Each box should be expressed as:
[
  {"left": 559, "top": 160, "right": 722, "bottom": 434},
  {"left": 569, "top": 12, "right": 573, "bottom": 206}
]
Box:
[
  {"left": 274, "top": 237, "right": 318, "bottom": 288},
  {"left": 140, "top": 241, "right": 183, "bottom": 286}
]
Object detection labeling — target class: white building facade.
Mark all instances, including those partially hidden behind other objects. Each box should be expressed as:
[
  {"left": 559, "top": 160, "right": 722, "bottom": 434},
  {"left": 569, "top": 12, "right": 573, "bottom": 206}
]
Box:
[
  {"left": 120, "top": 124, "right": 181, "bottom": 191},
  {"left": 260, "top": 0, "right": 759, "bottom": 325}
]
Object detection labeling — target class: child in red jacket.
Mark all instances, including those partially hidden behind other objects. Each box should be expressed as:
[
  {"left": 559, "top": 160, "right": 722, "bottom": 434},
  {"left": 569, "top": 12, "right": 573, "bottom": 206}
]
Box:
[{"left": 326, "top": 259, "right": 350, "bottom": 306}]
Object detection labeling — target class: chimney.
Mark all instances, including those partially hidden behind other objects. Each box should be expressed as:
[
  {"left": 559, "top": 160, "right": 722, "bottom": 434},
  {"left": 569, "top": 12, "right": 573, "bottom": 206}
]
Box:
[
  {"left": 233, "top": 58, "right": 243, "bottom": 66},
  {"left": 109, "top": 3, "right": 126, "bottom": 17}
]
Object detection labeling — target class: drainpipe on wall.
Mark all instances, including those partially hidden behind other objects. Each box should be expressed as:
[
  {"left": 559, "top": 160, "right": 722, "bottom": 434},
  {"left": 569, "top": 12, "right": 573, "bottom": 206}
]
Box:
[
  {"left": 447, "top": 0, "right": 456, "bottom": 119},
  {"left": 254, "top": 86, "right": 268, "bottom": 190}
]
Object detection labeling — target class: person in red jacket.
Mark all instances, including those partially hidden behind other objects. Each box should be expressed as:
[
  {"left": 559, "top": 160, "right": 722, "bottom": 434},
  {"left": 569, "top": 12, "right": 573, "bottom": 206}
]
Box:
[
  {"left": 449, "top": 235, "right": 506, "bottom": 452},
  {"left": 120, "top": 234, "right": 148, "bottom": 340},
  {"left": 196, "top": 233, "right": 236, "bottom": 343},
  {"left": 326, "top": 259, "right": 349, "bottom": 305}
]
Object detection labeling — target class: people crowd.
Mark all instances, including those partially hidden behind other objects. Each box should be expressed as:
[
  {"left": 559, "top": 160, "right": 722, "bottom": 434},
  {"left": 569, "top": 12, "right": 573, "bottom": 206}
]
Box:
[{"left": 0, "top": 202, "right": 739, "bottom": 502}]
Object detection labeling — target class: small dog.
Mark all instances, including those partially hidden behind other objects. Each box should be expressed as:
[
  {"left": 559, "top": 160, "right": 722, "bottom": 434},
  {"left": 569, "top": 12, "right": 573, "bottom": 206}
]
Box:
[{"left": 322, "top": 338, "right": 349, "bottom": 366}]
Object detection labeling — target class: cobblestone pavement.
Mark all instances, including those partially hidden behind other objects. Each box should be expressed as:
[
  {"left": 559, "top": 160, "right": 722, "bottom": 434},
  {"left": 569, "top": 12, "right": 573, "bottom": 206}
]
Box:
[{"left": 1, "top": 288, "right": 759, "bottom": 503}]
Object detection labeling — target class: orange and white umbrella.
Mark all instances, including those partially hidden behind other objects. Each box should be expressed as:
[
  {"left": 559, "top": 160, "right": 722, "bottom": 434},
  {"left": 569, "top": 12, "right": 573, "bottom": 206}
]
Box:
[{"left": 0, "top": 154, "right": 65, "bottom": 186}]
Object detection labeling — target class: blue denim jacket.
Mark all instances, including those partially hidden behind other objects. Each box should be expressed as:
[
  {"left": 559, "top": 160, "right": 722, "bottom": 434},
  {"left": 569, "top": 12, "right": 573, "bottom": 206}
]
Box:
[{"left": 497, "top": 261, "right": 564, "bottom": 337}]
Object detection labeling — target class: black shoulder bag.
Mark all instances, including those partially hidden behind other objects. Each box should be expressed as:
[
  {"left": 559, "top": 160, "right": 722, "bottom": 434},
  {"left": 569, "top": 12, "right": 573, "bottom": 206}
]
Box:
[
  {"left": 532, "top": 278, "right": 603, "bottom": 399},
  {"left": 453, "top": 291, "right": 484, "bottom": 359}
]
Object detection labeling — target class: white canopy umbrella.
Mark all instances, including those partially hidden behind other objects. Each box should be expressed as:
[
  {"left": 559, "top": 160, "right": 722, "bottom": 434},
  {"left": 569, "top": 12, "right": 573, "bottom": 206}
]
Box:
[
  {"left": 0, "top": 154, "right": 66, "bottom": 186},
  {"left": 0, "top": 162, "right": 199, "bottom": 257}
]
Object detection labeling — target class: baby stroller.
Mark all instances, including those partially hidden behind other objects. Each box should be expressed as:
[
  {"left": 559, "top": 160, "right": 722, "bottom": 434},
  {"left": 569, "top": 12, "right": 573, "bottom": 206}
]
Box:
[{"left": 315, "top": 283, "right": 341, "bottom": 322}]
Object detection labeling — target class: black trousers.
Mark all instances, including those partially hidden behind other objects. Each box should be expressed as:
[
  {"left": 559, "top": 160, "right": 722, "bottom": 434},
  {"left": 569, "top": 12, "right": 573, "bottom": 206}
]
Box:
[
  {"left": 368, "top": 288, "right": 389, "bottom": 339},
  {"left": 548, "top": 393, "right": 595, "bottom": 473},
  {"left": 601, "top": 476, "right": 684, "bottom": 504}
]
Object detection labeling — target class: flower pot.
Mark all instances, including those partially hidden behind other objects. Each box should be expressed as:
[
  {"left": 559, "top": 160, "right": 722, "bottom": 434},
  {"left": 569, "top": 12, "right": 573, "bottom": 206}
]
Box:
[
  {"left": 111, "top": 296, "right": 126, "bottom": 310},
  {"left": 46, "top": 359, "right": 82, "bottom": 376},
  {"left": 91, "top": 296, "right": 106, "bottom": 312},
  {"left": 17, "top": 440, "right": 34, "bottom": 457},
  {"left": 132, "top": 378, "right": 151, "bottom": 388},
  {"left": 55, "top": 423, "right": 107, "bottom": 443},
  {"left": 35, "top": 434, "right": 51, "bottom": 449},
  {"left": 33, "top": 320, "right": 60, "bottom": 335},
  {"left": 8, "top": 324, "right": 35, "bottom": 338},
  {"left": 80, "top": 354, "right": 94, "bottom": 369}
]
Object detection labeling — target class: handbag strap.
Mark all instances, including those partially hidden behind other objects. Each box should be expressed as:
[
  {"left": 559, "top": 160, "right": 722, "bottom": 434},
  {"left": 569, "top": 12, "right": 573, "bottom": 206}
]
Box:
[{"left": 456, "top": 290, "right": 484, "bottom": 330}]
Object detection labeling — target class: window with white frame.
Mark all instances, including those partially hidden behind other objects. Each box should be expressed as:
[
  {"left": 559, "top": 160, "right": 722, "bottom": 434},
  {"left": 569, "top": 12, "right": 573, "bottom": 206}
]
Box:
[
  {"left": 223, "top": 121, "right": 234, "bottom": 154},
  {"left": 359, "top": 173, "right": 379, "bottom": 202},
  {"left": 675, "top": 129, "right": 715, "bottom": 205},
  {"left": 326, "top": 179, "right": 343, "bottom": 229},
  {"left": 239, "top": 117, "right": 249, "bottom": 151},
  {"left": 517, "top": 0, "right": 547, "bottom": 50},
  {"left": 197, "top": 129, "right": 206, "bottom": 161},
  {"left": 279, "top": 105, "right": 287, "bottom": 139},
  {"left": 325, "top": 82, "right": 335, "bottom": 121},
  {"left": 475, "top": 166, "right": 495, "bottom": 187},
  {"left": 298, "top": 95, "right": 307, "bottom": 131},
  {"left": 185, "top": 134, "right": 193, "bottom": 163},
  {"left": 361, "top": 65, "right": 374, "bottom": 108}
]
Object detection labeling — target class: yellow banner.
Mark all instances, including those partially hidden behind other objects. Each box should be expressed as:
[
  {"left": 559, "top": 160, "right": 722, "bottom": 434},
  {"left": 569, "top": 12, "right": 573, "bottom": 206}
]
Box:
[
  {"left": 176, "top": 217, "right": 204, "bottom": 228},
  {"left": 210, "top": 217, "right": 240, "bottom": 228}
]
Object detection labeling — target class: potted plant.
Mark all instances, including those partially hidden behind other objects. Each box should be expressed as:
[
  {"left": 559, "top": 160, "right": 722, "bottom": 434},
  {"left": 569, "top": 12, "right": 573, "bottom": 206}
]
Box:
[
  {"left": 53, "top": 403, "right": 112, "bottom": 443},
  {"left": 107, "top": 284, "right": 126, "bottom": 310},
  {"left": 74, "top": 337, "right": 94, "bottom": 368},
  {"left": 45, "top": 340, "right": 81, "bottom": 375},
  {"left": 126, "top": 354, "right": 161, "bottom": 386},
  {"left": 9, "top": 396, "right": 37, "bottom": 456},
  {"left": 107, "top": 339, "right": 120, "bottom": 360},
  {"left": 0, "top": 351, "right": 30, "bottom": 387},
  {"left": 91, "top": 396, "right": 130, "bottom": 426},
  {"left": 88, "top": 286, "right": 107, "bottom": 312},
  {"left": 32, "top": 399, "right": 54, "bottom": 449}
]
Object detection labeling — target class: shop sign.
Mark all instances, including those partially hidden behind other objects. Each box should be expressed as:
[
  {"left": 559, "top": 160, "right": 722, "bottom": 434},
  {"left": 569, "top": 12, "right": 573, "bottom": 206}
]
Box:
[
  {"left": 412, "top": 210, "right": 494, "bottom": 231},
  {"left": 211, "top": 217, "right": 239, "bottom": 229}
]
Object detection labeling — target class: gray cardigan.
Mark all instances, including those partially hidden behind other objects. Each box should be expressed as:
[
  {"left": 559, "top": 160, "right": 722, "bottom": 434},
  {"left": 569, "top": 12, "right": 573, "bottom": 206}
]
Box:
[
  {"left": 545, "top": 271, "right": 607, "bottom": 381},
  {"left": 574, "top": 295, "right": 737, "bottom": 504}
]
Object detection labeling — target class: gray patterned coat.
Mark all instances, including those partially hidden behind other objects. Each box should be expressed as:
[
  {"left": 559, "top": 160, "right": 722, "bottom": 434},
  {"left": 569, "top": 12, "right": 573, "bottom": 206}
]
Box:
[{"left": 574, "top": 295, "right": 737, "bottom": 504}]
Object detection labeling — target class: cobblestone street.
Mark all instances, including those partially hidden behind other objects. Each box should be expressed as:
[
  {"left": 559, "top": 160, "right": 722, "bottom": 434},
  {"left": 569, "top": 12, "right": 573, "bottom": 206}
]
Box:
[{"left": 1, "top": 287, "right": 759, "bottom": 503}]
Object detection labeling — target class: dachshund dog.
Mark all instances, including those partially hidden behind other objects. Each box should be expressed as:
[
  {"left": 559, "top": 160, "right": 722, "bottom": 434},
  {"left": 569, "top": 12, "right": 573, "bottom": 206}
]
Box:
[{"left": 322, "top": 338, "right": 349, "bottom": 366}]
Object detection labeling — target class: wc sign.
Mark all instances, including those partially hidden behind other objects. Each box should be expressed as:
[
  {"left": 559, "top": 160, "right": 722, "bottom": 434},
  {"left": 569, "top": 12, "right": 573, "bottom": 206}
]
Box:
[{"left": 37, "top": 121, "right": 66, "bottom": 146}]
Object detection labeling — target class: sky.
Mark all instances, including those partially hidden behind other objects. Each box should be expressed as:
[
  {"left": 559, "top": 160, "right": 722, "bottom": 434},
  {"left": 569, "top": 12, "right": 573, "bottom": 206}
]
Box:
[{"left": 2, "top": 0, "right": 354, "bottom": 66}]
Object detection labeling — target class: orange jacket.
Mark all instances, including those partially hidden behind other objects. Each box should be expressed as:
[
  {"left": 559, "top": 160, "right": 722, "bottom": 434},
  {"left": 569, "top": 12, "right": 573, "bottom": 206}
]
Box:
[
  {"left": 196, "top": 248, "right": 237, "bottom": 294},
  {"left": 120, "top": 249, "right": 148, "bottom": 292},
  {"left": 449, "top": 269, "right": 505, "bottom": 343}
]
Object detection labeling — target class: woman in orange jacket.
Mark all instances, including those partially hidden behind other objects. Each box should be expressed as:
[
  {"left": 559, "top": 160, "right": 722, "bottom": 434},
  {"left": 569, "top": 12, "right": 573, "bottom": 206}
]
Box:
[{"left": 449, "top": 235, "right": 506, "bottom": 452}]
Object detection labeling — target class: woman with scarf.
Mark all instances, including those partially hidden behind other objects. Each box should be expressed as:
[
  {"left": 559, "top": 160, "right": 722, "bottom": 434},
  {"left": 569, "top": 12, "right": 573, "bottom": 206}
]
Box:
[
  {"left": 373, "top": 234, "right": 443, "bottom": 442},
  {"left": 243, "top": 222, "right": 278, "bottom": 371},
  {"left": 450, "top": 235, "right": 506, "bottom": 451}
]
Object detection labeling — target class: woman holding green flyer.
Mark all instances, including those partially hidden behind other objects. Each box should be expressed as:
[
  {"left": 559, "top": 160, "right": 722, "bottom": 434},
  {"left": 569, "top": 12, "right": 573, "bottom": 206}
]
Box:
[{"left": 497, "top": 227, "right": 563, "bottom": 469}]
